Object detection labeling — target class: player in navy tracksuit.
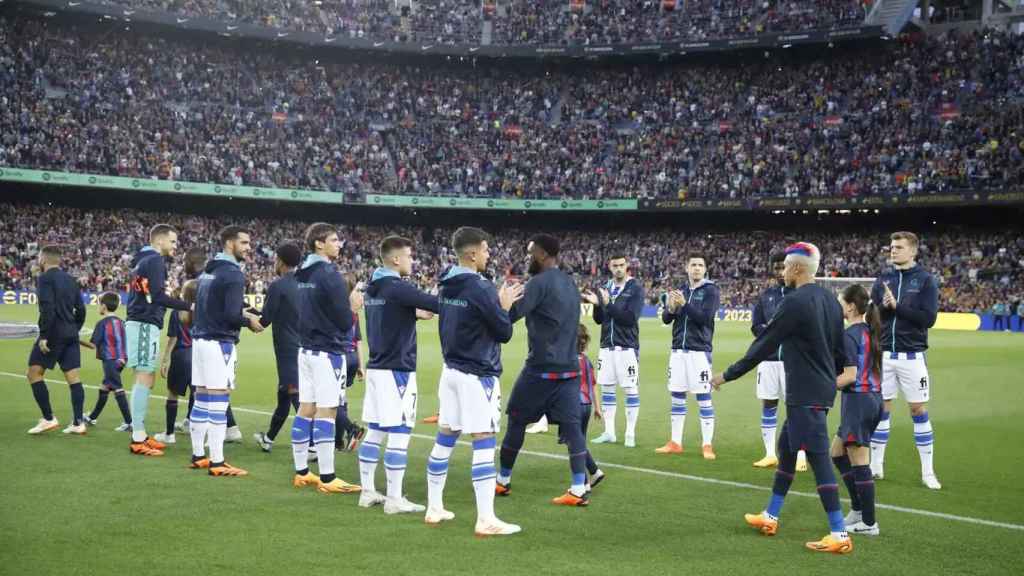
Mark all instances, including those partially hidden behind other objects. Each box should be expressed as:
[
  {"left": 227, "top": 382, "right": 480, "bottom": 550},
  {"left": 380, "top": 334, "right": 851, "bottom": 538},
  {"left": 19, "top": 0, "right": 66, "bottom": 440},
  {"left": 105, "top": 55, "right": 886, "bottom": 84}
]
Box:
[
  {"left": 751, "top": 251, "right": 807, "bottom": 468},
  {"left": 189, "top": 226, "right": 262, "bottom": 476},
  {"left": 868, "top": 231, "right": 940, "bottom": 489},
  {"left": 290, "top": 223, "right": 360, "bottom": 493},
  {"left": 424, "top": 226, "right": 523, "bottom": 534},
  {"left": 358, "top": 236, "right": 440, "bottom": 513},
  {"left": 497, "top": 234, "right": 592, "bottom": 507},
  {"left": 658, "top": 256, "right": 721, "bottom": 458},
  {"left": 714, "top": 242, "right": 853, "bottom": 554},
  {"left": 832, "top": 284, "right": 885, "bottom": 536},
  {"left": 26, "top": 245, "right": 88, "bottom": 435},
  {"left": 253, "top": 243, "right": 303, "bottom": 453},
  {"left": 83, "top": 292, "right": 132, "bottom": 430},
  {"left": 581, "top": 254, "right": 645, "bottom": 445},
  {"left": 125, "top": 224, "right": 191, "bottom": 455}
]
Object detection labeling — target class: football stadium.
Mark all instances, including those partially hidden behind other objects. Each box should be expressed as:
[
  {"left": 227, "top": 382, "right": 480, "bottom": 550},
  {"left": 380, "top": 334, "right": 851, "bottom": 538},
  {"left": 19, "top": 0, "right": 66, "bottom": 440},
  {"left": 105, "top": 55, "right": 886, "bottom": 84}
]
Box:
[{"left": 1, "top": 0, "right": 1022, "bottom": 574}]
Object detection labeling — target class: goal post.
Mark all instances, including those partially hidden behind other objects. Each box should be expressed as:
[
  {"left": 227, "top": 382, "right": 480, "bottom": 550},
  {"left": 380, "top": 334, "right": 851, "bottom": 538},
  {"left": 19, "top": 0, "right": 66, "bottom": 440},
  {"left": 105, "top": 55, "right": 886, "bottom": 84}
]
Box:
[{"left": 816, "top": 277, "right": 877, "bottom": 299}]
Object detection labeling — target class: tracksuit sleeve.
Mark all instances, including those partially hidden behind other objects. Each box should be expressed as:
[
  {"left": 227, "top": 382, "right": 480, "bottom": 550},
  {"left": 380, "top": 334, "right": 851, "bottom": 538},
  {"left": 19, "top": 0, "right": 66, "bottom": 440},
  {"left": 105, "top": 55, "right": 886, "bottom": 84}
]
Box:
[
  {"left": 37, "top": 275, "right": 55, "bottom": 339},
  {"left": 395, "top": 282, "right": 441, "bottom": 314},
  {"left": 74, "top": 286, "right": 87, "bottom": 330},
  {"left": 149, "top": 260, "right": 191, "bottom": 311},
  {"left": 681, "top": 284, "right": 719, "bottom": 327},
  {"left": 895, "top": 275, "right": 938, "bottom": 329},
  {"left": 475, "top": 283, "right": 514, "bottom": 344},
  {"left": 605, "top": 285, "right": 644, "bottom": 327},
  {"left": 259, "top": 283, "right": 279, "bottom": 328},
  {"left": 751, "top": 294, "right": 767, "bottom": 337},
  {"left": 224, "top": 275, "right": 247, "bottom": 329},
  {"left": 509, "top": 277, "right": 542, "bottom": 324},
  {"left": 724, "top": 297, "right": 798, "bottom": 382},
  {"left": 323, "top": 272, "right": 353, "bottom": 334}
]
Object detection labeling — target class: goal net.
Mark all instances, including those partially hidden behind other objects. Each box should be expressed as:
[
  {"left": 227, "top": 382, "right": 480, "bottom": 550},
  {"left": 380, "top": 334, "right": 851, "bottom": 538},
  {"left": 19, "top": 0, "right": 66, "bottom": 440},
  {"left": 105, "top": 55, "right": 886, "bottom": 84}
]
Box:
[
  {"left": 816, "top": 277, "right": 877, "bottom": 299},
  {"left": 0, "top": 322, "right": 39, "bottom": 340}
]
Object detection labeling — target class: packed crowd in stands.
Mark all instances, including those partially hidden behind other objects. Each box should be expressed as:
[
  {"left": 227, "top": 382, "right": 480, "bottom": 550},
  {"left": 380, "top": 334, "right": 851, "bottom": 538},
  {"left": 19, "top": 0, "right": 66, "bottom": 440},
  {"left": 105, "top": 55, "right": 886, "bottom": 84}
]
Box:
[
  {"left": 1, "top": 203, "right": 1020, "bottom": 314},
  {"left": 496, "top": 0, "right": 867, "bottom": 45},
  {"left": 2, "top": 16, "right": 1022, "bottom": 201},
  {"left": 98, "top": 0, "right": 479, "bottom": 44},
  {"left": 98, "top": 0, "right": 866, "bottom": 45}
]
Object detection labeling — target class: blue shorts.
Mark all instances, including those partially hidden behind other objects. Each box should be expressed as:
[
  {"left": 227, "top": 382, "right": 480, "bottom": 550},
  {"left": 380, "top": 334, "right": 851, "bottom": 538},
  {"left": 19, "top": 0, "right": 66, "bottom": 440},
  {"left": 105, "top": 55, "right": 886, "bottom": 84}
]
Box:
[
  {"left": 29, "top": 337, "right": 80, "bottom": 372},
  {"left": 837, "top": 392, "right": 883, "bottom": 447},
  {"left": 779, "top": 405, "right": 832, "bottom": 455},
  {"left": 275, "top": 347, "right": 299, "bottom": 391},
  {"left": 505, "top": 370, "right": 581, "bottom": 427},
  {"left": 101, "top": 359, "right": 124, "bottom": 389},
  {"left": 345, "top": 351, "right": 360, "bottom": 388},
  {"left": 166, "top": 348, "right": 192, "bottom": 396}
]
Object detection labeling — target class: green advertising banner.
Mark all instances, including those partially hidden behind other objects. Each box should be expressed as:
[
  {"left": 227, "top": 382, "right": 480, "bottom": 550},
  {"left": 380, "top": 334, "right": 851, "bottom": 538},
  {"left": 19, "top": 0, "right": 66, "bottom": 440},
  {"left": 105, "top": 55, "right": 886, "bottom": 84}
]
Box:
[
  {"left": 0, "top": 167, "right": 342, "bottom": 205},
  {"left": 365, "top": 194, "right": 638, "bottom": 211}
]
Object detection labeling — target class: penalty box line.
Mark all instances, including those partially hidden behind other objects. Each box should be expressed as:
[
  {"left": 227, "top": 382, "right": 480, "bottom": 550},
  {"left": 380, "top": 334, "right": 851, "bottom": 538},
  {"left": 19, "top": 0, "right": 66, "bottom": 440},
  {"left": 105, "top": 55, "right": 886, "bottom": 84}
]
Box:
[{"left": 2, "top": 370, "right": 1021, "bottom": 532}]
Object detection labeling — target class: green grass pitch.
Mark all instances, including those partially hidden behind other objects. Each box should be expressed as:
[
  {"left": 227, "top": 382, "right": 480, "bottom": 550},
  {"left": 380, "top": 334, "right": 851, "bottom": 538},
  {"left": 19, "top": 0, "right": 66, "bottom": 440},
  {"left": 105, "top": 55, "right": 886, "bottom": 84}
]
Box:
[{"left": 1, "top": 304, "right": 1022, "bottom": 575}]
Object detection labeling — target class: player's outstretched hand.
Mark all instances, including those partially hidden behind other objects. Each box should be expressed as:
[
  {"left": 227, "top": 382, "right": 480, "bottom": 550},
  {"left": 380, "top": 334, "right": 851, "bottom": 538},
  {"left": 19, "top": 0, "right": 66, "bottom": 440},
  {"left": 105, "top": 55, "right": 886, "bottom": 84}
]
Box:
[
  {"left": 499, "top": 282, "right": 525, "bottom": 311},
  {"left": 79, "top": 339, "right": 96, "bottom": 350},
  {"left": 350, "top": 288, "right": 365, "bottom": 311},
  {"left": 711, "top": 373, "right": 726, "bottom": 391},
  {"left": 246, "top": 313, "right": 264, "bottom": 333},
  {"left": 581, "top": 290, "right": 599, "bottom": 305},
  {"left": 416, "top": 309, "right": 435, "bottom": 320}
]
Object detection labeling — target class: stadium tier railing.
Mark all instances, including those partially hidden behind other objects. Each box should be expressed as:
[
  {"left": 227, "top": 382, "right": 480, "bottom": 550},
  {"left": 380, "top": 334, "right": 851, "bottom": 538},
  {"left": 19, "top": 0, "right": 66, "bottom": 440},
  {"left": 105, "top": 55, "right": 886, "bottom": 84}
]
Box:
[{"left": 3, "top": 167, "right": 1023, "bottom": 213}]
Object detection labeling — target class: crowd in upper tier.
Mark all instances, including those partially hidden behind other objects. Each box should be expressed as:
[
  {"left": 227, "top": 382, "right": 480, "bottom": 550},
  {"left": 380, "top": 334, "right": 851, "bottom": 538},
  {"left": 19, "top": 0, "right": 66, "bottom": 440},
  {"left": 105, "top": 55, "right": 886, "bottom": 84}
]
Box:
[
  {"left": 97, "top": 0, "right": 868, "bottom": 45},
  {"left": 2, "top": 17, "right": 1021, "bottom": 200}
]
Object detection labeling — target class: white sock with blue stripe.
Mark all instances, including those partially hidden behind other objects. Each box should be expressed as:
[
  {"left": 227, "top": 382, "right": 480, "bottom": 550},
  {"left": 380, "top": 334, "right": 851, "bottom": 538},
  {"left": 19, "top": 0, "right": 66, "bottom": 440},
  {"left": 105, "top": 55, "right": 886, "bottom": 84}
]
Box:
[
  {"left": 384, "top": 429, "right": 411, "bottom": 499},
  {"left": 472, "top": 437, "right": 497, "bottom": 522},
  {"left": 358, "top": 427, "right": 386, "bottom": 492},
  {"left": 313, "top": 418, "right": 336, "bottom": 481},
  {"left": 291, "top": 416, "right": 313, "bottom": 472},
  {"left": 696, "top": 393, "right": 714, "bottom": 446},
  {"left": 913, "top": 412, "right": 935, "bottom": 477},
  {"left": 190, "top": 393, "right": 209, "bottom": 458},
  {"left": 427, "top": 431, "right": 460, "bottom": 511},
  {"left": 624, "top": 390, "right": 640, "bottom": 438},
  {"left": 601, "top": 383, "right": 617, "bottom": 436},
  {"left": 207, "top": 393, "right": 229, "bottom": 464},
  {"left": 870, "top": 410, "right": 891, "bottom": 469},
  {"left": 670, "top": 392, "right": 687, "bottom": 445},
  {"left": 761, "top": 405, "right": 778, "bottom": 458}
]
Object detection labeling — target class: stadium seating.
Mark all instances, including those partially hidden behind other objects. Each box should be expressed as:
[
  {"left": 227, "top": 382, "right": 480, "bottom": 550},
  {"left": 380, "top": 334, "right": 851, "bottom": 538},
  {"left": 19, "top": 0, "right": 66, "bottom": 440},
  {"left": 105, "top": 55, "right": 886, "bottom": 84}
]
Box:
[
  {"left": 1, "top": 203, "right": 1019, "bottom": 313},
  {"left": 95, "top": 0, "right": 867, "bottom": 45},
  {"left": 1, "top": 16, "right": 1021, "bottom": 200}
]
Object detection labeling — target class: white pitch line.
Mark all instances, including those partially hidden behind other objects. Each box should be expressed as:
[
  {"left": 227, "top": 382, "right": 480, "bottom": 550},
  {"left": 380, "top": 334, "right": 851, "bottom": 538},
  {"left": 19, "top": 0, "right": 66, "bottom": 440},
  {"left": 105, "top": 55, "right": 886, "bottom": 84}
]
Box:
[{"left": 3, "top": 370, "right": 1022, "bottom": 532}]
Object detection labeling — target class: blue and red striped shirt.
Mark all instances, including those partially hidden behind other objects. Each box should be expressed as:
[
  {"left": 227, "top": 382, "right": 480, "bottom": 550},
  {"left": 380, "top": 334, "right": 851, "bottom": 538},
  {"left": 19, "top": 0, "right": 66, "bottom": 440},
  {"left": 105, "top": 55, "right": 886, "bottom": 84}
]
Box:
[
  {"left": 90, "top": 316, "right": 127, "bottom": 362},
  {"left": 842, "top": 322, "right": 881, "bottom": 394},
  {"left": 578, "top": 354, "right": 596, "bottom": 405},
  {"left": 168, "top": 310, "right": 192, "bottom": 351}
]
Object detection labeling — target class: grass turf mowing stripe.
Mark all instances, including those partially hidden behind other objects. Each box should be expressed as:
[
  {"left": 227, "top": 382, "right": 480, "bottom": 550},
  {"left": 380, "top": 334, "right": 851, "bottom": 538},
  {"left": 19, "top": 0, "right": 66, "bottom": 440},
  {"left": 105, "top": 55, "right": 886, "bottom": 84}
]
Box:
[{"left": 5, "top": 370, "right": 1022, "bottom": 533}]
